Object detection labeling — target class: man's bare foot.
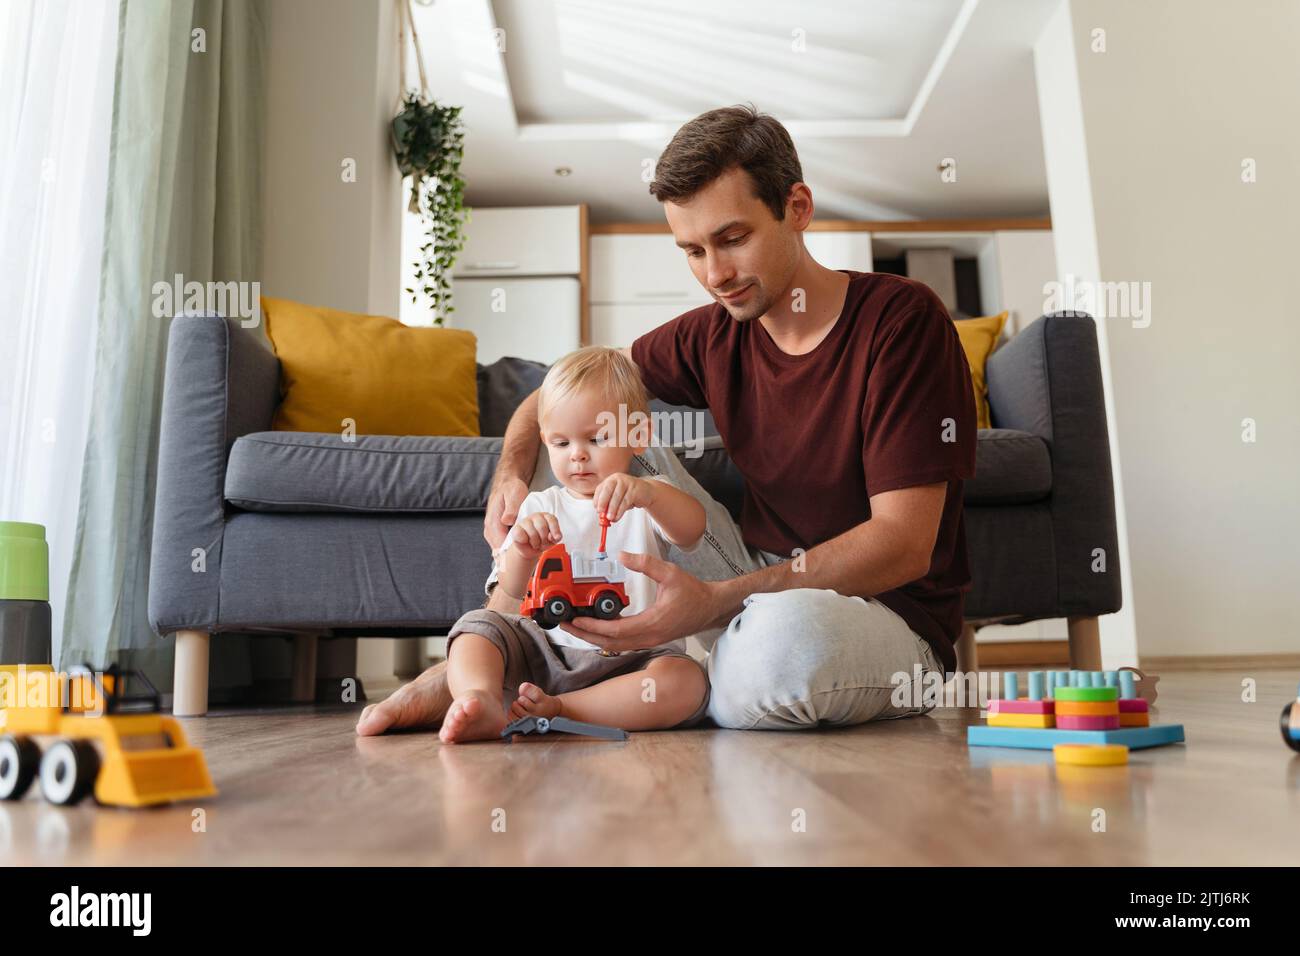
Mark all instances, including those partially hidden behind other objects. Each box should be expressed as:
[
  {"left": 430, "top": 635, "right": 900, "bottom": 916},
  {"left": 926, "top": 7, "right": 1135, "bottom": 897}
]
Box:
[
  {"left": 439, "top": 689, "right": 508, "bottom": 744},
  {"left": 356, "top": 660, "right": 453, "bottom": 736},
  {"left": 509, "top": 682, "right": 562, "bottom": 721}
]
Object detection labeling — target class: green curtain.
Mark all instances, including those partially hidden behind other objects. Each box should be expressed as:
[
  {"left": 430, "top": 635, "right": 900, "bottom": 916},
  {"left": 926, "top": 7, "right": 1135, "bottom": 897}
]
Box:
[{"left": 62, "top": 0, "right": 266, "bottom": 689}]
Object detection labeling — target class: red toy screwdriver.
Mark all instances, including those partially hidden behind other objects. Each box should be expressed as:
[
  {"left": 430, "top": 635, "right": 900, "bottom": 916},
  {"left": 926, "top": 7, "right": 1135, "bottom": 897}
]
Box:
[{"left": 597, "top": 512, "right": 610, "bottom": 557}]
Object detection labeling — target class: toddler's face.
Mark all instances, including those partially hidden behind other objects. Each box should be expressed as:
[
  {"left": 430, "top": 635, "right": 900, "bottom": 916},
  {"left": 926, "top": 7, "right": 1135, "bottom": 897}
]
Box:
[{"left": 541, "top": 388, "right": 643, "bottom": 498}]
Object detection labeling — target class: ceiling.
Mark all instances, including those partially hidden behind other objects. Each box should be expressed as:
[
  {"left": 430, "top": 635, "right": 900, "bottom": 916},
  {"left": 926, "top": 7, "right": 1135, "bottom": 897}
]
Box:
[{"left": 410, "top": 0, "right": 1060, "bottom": 222}]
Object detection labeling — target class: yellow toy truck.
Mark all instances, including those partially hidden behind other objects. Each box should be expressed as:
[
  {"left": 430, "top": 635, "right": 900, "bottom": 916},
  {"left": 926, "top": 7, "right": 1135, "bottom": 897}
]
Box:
[{"left": 0, "top": 663, "right": 215, "bottom": 807}]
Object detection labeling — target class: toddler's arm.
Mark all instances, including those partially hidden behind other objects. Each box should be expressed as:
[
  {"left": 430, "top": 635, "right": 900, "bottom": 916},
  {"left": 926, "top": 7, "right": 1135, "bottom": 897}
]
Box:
[{"left": 593, "top": 473, "right": 705, "bottom": 550}]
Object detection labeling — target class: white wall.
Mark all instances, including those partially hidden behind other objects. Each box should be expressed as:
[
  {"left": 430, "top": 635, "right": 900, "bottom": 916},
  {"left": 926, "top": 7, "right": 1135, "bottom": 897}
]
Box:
[
  {"left": 262, "top": 0, "right": 401, "bottom": 317},
  {"left": 262, "top": 0, "right": 409, "bottom": 682},
  {"left": 1035, "top": 0, "right": 1300, "bottom": 661}
]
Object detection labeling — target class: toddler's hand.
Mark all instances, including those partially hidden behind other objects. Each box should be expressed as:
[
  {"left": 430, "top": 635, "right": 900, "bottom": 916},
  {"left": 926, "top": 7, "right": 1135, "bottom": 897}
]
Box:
[
  {"left": 593, "top": 474, "right": 655, "bottom": 523},
  {"left": 511, "top": 512, "right": 562, "bottom": 560}
]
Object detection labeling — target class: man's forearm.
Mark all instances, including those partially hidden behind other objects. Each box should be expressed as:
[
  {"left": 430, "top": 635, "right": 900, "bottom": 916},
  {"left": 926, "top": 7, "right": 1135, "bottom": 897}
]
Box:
[
  {"left": 494, "top": 389, "right": 542, "bottom": 486},
  {"left": 706, "top": 520, "right": 924, "bottom": 629}
]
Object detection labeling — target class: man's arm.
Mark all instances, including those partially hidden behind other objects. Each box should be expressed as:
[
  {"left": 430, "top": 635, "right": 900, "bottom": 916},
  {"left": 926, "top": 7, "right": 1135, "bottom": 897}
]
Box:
[
  {"left": 567, "top": 482, "right": 948, "bottom": 651},
  {"left": 484, "top": 389, "right": 541, "bottom": 550},
  {"left": 705, "top": 482, "right": 946, "bottom": 627}
]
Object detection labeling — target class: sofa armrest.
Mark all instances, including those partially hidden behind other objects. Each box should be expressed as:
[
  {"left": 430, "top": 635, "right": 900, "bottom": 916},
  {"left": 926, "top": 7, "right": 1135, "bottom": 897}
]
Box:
[
  {"left": 985, "top": 313, "right": 1122, "bottom": 616},
  {"left": 148, "top": 314, "right": 281, "bottom": 634}
]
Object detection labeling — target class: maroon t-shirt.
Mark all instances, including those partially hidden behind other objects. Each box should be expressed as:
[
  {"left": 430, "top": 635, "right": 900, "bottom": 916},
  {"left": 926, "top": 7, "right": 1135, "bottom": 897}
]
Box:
[{"left": 631, "top": 271, "right": 976, "bottom": 672}]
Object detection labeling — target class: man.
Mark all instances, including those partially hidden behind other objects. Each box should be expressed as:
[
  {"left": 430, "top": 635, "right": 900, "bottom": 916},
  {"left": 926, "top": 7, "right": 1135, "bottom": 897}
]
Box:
[{"left": 357, "top": 103, "right": 975, "bottom": 734}]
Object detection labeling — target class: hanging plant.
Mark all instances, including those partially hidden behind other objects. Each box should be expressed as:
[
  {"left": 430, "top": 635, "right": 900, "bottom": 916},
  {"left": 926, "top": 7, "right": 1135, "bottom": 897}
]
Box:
[
  {"left": 392, "top": 94, "right": 468, "bottom": 324},
  {"left": 392, "top": 0, "right": 468, "bottom": 325}
]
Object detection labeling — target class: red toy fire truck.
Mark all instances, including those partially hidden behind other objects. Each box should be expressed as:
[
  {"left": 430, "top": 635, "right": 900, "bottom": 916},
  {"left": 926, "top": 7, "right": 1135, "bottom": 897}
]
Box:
[{"left": 520, "top": 515, "right": 629, "bottom": 628}]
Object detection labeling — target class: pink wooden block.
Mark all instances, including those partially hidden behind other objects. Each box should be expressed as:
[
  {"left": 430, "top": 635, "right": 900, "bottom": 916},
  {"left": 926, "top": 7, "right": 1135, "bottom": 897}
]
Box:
[
  {"left": 988, "top": 699, "right": 1055, "bottom": 715},
  {"left": 1056, "top": 714, "right": 1121, "bottom": 730},
  {"left": 1119, "top": 698, "right": 1149, "bottom": 713}
]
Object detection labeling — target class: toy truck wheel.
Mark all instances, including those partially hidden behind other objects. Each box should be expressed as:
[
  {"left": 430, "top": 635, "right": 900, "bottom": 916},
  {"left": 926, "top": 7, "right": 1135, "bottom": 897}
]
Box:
[
  {"left": 39, "top": 740, "right": 100, "bottom": 806},
  {"left": 1282, "top": 702, "right": 1300, "bottom": 753},
  {"left": 592, "top": 591, "right": 624, "bottom": 620},
  {"left": 544, "top": 596, "right": 572, "bottom": 624},
  {"left": 0, "top": 735, "right": 40, "bottom": 801}
]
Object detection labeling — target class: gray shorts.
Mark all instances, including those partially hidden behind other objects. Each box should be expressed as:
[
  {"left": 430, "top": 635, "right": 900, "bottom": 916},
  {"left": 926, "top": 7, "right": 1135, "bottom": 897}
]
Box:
[{"left": 446, "top": 608, "right": 711, "bottom": 728}]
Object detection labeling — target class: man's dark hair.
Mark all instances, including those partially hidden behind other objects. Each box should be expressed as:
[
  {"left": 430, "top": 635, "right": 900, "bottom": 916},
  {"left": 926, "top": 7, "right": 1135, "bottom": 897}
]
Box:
[{"left": 648, "top": 104, "right": 804, "bottom": 221}]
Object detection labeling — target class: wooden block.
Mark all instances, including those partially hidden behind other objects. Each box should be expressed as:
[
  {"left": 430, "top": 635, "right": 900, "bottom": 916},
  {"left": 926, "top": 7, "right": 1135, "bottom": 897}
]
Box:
[
  {"left": 988, "top": 713, "right": 1056, "bottom": 729},
  {"left": 1055, "top": 701, "right": 1120, "bottom": 717},
  {"left": 1119, "top": 698, "right": 1149, "bottom": 713},
  {"left": 1053, "top": 743, "right": 1129, "bottom": 766},
  {"left": 967, "top": 723, "right": 1186, "bottom": 751},
  {"left": 1119, "top": 712, "right": 1150, "bottom": 727},
  {"left": 1053, "top": 686, "right": 1119, "bottom": 702},
  {"left": 1056, "top": 714, "right": 1121, "bottom": 730},
  {"left": 988, "top": 699, "right": 1055, "bottom": 715}
]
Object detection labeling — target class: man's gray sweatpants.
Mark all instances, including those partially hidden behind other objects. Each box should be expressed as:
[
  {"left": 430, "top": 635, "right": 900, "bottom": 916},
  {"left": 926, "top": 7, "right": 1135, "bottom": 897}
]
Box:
[{"left": 523, "top": 440, "right": 943, "bottom": 731}]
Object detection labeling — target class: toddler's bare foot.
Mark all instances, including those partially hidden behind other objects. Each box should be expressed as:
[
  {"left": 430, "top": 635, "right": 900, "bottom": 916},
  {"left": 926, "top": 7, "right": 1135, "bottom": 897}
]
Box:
[
  {"left": 510, "top": 682, "right": 562, "bottom": 721},
  {"left": 439, "top": 689, "right": 507, "bottom": 744}
]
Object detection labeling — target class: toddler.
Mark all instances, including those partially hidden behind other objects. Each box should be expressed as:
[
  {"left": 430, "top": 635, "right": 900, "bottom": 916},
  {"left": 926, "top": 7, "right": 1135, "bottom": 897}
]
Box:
[{"left": 440, "top": 347, "right": 709, "bottom": 743}]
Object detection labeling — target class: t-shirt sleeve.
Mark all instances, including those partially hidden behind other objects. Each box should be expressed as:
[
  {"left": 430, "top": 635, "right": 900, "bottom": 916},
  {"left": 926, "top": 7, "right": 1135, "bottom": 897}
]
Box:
[
  {"left": 861, "top": 301, "right": 977, "bottom": 496},
  {"left": 630, "top": 307, "right": 712, "bottom": 409}
]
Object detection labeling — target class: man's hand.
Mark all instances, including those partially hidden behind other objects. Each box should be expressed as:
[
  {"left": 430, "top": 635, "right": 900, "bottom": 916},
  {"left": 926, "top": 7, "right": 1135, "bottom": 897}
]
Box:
[
  {"left": 592, "top": 473, "right": 655, "bottom": 523},
  {"left": 565, "top": 551, "right": 723, "bottom": 651},
  {"left": 484, "top": 476, "right": 529, "bottom": 551}
]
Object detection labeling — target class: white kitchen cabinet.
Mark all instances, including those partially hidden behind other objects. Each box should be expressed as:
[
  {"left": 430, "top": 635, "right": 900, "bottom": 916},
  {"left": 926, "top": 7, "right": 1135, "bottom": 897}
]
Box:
[
  {"left": 590, "top": 302, "right": 696, "bottom": 349},
  {"left": 803, "top": 230, "right": 874, "bottom": 272},
  {"left": 448, "top": 276, "right": 580, "bottom": 365},
  {"left": 453, "top": 206, "right": 582, "bottom": 277},
  {"left": 590, "top": 234, "right": 707, "bottom": 305}
]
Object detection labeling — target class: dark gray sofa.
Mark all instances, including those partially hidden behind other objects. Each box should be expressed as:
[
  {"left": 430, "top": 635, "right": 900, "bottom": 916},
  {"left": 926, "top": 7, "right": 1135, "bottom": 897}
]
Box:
[{"left": 148, "top": 311, "right": 1121, "bottom": 715}]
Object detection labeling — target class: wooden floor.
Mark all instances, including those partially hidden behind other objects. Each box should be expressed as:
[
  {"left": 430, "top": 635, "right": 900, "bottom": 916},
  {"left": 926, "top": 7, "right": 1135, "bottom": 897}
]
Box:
[{"left": 3, "top": 670, "right": 1298, "bottom": 866}]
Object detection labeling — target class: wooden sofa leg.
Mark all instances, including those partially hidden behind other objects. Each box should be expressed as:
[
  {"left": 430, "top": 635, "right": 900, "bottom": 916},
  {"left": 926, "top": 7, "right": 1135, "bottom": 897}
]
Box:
[
  {"left": 956, "top": 622, "right": 979, "bottom": 675},
  {"left": 173, "top": 630, "right": 210, "bottom": 717},
  {"left": 1067, "top": 616, "right": 1103, "bottom": 670},
  {"left": 291, "top": 633, "right": 319, "bottom": 703}
]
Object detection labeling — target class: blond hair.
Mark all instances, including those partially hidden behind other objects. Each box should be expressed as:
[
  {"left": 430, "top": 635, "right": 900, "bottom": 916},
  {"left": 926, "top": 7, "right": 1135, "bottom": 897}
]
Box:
[{"left": 538, "top": 346, "right": 649, "bottom": 425}]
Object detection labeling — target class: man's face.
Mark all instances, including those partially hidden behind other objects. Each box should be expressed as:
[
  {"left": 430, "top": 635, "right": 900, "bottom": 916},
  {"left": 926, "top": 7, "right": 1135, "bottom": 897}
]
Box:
[{"left": 664, "top": 166, "right": 801, "bottom": 322}]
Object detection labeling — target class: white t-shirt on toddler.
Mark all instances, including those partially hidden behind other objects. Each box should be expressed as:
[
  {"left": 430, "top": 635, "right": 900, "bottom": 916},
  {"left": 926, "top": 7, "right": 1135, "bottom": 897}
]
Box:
[{"left": 485, "top": 477, "right": 694, "bottom": 651}]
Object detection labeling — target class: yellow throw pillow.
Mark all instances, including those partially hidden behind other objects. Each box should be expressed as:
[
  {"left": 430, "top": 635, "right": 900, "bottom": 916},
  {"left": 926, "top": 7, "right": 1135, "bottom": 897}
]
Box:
[
  {"left": 954, "top": 311, "right": 1008, "bottom": 430},
  {"left": 261, "top": 296, "right": 479, "bottom": 437}
]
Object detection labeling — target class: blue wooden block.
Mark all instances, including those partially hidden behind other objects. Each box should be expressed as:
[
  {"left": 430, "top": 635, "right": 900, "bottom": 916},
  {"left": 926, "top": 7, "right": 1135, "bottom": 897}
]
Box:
[
  {"left": 1028, "top": 671, "right": 1044, "bottom": 701},
  {"left": 1104, "top": 671, "right": 1118, "bottom": 687},
  {"left": 1004, "top": 672, "right": 1018, "bottom": 701},
  {"left": 1069, "top": 671, "right": 1081, "bottom": 687},
  {"left": 967, "top": 723, "right": 1186, "bottom": 751},
  {"left": 1119, "top": 670, "right": 1137, "bottom": 699},
  {"left": 1092, "top": 671, "right": 1105, "bottom": 687}
]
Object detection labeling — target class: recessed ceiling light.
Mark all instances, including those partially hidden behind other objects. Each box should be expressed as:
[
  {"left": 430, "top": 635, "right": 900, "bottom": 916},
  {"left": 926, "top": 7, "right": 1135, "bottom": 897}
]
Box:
[{"left": 554, "top": 166, "right": 572, "bottom": 177}]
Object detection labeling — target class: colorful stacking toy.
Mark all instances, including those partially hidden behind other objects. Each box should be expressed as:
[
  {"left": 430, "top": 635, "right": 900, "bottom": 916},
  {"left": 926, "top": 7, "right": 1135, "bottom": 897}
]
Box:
[{"left": 969, "top": 669, "right": 1184, "bottom": 752}]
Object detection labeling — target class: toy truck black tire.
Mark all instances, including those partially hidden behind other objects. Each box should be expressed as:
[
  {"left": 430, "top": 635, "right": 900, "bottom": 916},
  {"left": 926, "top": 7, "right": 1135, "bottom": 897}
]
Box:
[
  {"left": 39, "top": 739, "right": 100, "bottom": 806},
  {"left": 0, "top": 735, "right": 40, "bottom": 801},
  {"left": 592, "top": 591, "right": 625, "bottom": 620}
]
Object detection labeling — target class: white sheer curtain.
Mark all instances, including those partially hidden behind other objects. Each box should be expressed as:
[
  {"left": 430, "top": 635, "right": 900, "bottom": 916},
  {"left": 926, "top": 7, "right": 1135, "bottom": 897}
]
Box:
[{"left": 0, "top": 0, "right": 119, "bottom": 662}]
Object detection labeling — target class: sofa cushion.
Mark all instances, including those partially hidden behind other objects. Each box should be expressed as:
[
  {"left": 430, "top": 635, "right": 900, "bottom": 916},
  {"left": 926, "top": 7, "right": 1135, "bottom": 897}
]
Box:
[
  {"left": 225, "top": 432, "right": 501, "bottom": 513},
  {"left": 262, "top": 296, "right": 480, "bottom": 437},
  {"left": 478, "top": 357, "right": 548, "bottom": 437},
  {"left": 967, "top": 429, "right": 1052, "bottom": 504}
]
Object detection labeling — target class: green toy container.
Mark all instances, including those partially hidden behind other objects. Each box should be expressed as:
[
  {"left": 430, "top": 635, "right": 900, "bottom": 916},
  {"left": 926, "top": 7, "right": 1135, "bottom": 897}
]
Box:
[{"left": 0, "top": 521, "right": 52, "bottom": 665}]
